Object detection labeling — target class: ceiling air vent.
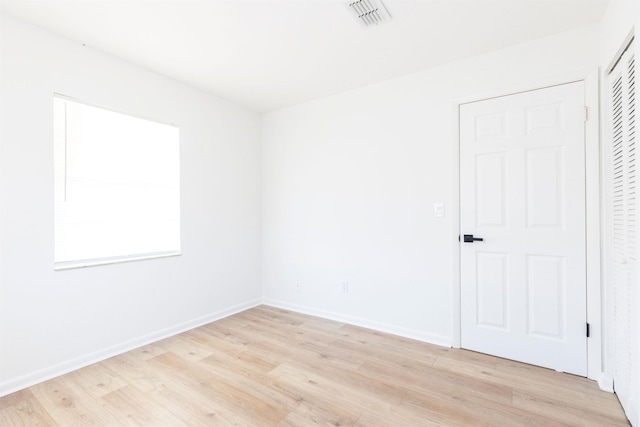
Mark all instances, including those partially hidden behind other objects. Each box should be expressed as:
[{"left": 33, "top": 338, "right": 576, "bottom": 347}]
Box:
[{"left": 347, "top": 0, "right": 391, "bottom": 27}]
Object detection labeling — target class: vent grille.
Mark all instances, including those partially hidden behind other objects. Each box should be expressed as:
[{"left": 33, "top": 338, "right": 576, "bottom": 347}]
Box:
[{"left": 348, "top": 0, "right": 391, "bottom": 27}]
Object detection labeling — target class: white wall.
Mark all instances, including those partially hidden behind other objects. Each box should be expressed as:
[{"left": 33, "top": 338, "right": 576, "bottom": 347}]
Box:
[
  {"left": 599, "top": 2, "right": 640, "bottom": 425},
  {"left": 262, "top": 24, "right": 601, "bottom": 345},
  {"left": 1, "top": 2, "right": 632, "bottom": 408},
  {"left": 0, "top": 16, "right": 262, "bottom": 395}
]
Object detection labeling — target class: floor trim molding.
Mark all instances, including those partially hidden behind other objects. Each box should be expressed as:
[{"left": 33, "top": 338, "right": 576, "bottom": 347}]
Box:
[
  {"left": 262, "top": 298, "right": 452, "bottom": 348},
  {"left": 0, "top": 298, "right": 261, "bottom": 397}
]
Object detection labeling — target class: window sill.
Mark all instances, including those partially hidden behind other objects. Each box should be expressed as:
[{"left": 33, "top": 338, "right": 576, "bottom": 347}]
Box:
[{"left": 54, "top": 251, "right": 181, "bottom": 271}]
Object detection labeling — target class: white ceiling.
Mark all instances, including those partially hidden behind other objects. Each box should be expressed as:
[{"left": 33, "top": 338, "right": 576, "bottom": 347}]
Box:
[{"left": 1, "top": 0, "right": 608, "bottom": 112}]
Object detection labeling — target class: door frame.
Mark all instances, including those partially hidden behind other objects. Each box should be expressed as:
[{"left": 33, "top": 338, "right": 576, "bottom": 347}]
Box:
[{"left": 451, "top": 69, "right": 605, "bottom": 386}]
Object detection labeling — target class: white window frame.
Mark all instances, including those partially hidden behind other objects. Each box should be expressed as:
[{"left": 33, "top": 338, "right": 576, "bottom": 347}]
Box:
[{"left": 53, "top": 94, "right": 181, "bottom": 270}]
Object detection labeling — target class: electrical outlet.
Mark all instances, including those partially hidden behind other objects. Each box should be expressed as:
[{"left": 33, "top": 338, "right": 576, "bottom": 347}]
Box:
[
  {"left": 341, "top": 281, "right": 349, "bottom": 293},
  {"left": 296, "top": 283, "right": 302, "bottom": 292}
]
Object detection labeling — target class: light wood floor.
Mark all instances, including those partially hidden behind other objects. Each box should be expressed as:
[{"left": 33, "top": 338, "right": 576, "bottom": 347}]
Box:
[{"left": 0, "top": 305, "right": 630, "bottom": 426}]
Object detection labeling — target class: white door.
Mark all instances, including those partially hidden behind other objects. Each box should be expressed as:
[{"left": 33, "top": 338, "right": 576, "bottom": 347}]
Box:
[
  {"left": 608, "top": 44, "right": 638, "bottom": 425},
  {"left": 460, "top": 81, "right": 587, "bottom": 376}
]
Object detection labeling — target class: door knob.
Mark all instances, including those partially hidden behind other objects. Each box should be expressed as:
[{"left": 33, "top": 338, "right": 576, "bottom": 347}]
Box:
[{"left": 463, "top": 234, "right": 484, "bottom": 243}]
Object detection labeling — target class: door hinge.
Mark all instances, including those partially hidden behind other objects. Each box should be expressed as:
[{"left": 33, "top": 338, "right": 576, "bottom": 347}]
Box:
[
  {"left": 586, "top": 323, "right": 590, "bottom": 338},
  {"left": 584, "top": 106, "right": 589, "bottom": 122}
]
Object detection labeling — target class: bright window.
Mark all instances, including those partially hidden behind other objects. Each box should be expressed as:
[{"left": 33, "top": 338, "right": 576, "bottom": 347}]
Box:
[{"left": 53, "top": 95, "right": 180, "bottom": 269}]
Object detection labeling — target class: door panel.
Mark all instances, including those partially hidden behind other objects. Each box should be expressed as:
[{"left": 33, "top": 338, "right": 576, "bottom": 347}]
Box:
[
  {"left": 525, "top": 147, "right": 564, "bottom": 228},
  {"left": 527, "top": 255, "right": 564, "bottom": 338},
  {"left": 460, "top": 81, "right": 587, "bottom": 376},
  {"left": 476, "top": 251, "right": 509, "bottom": 329},
  {"left": 476, "top": 154, "right": 506, "bottom": 227}
]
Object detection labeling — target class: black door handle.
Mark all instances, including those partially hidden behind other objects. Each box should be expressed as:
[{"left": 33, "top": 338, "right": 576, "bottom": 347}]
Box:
[{"left": 463, "top": 234, "right": 484, "bottom": 243}]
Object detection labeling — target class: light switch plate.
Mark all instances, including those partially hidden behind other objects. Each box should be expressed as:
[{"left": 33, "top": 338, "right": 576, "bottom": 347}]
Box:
[{"left": 434, "top": 203, "right": 445, "bottom": 218}]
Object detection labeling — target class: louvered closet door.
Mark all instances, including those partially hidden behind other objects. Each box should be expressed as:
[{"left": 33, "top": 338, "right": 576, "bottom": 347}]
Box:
[{"left": 609, "top": 42, "right": 638, "bottom": 426}]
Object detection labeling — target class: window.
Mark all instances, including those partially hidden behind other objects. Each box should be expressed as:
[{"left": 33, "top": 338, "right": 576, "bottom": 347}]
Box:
[{"left": 53, "top": 95, "right": 180, "bottom": 269}]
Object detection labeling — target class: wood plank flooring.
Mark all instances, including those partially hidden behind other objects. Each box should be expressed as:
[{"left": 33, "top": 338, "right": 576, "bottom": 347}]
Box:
[{"left": 0, "top": 305, "right": 630, "bottom": 426}]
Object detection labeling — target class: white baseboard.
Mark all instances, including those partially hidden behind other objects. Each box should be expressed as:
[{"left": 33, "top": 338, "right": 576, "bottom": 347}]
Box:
[
  {"left": 0, "top": 298, "right": 261, "bottom": 397},
  {"left": 262, "top": 298, "right": 452, "bottom": 348},
  {"left": 627, "top": 401, "right": 639, "bottom": 427},
  {"left": 597, "top": 373, "right": 614, "bottom": 392}
]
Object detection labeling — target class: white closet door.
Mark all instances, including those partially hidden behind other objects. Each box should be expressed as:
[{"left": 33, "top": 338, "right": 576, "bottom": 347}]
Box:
[{"left": 609, "top": 43, "right": 638, "bottom": 426}]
